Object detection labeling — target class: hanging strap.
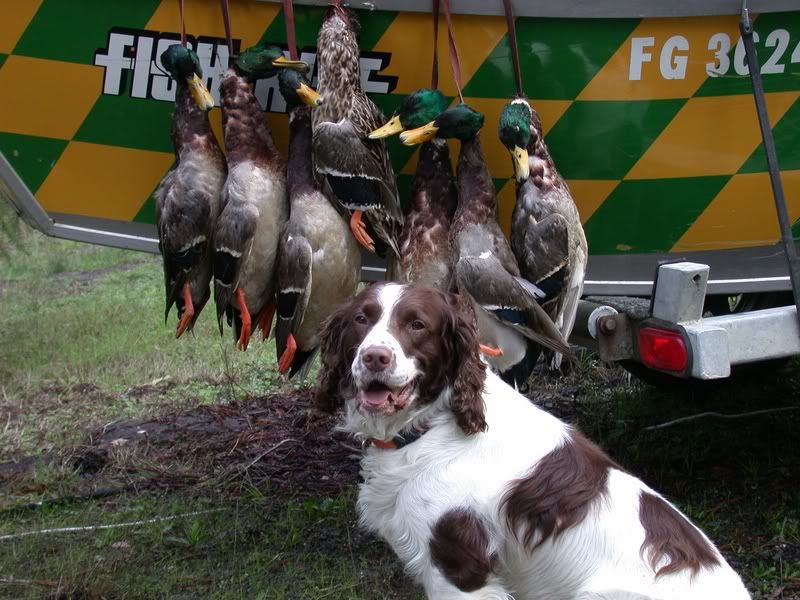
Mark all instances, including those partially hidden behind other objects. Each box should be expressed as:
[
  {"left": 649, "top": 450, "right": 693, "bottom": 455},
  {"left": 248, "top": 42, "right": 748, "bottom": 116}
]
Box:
[
  {"left": 220, "top": 0, "right": 234, "bottom": 60},
  {"left": 441, "top": 0, "right": 463, "bottom": 102},
  {"left": 431, "top": 0, "right": 440, "bottom": 90},
  {"left": 502, "top": 0, "right": 523, "bottom": 96},
  {"left": 283, "top": 0, "right": 299, "bottom": 61},
  {"left": 179, "top": 0, "right": 187, "bottom": 46}
]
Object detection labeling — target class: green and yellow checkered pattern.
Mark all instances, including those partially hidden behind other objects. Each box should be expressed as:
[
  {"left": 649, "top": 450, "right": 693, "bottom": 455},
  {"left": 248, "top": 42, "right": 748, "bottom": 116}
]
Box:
[{"left": 1, "top": 0, "right": 799, "bottom": 257}]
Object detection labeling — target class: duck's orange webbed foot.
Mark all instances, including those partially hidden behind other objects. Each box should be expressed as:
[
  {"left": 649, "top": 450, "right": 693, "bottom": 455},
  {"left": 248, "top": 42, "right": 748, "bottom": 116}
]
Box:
[
  {"left": 479, "top": 344, "right": 504, "bottom": 357},
  {"left": 236, "top": 288, "right": 252, "bottom": 351},
  {"left": 259, "top": 299, "right": 277, "bottom": 341},
  {"left": 176, "top": 283, "right": 195, "bottom": 339},
  {"left": 350, "top": 210, "right": 375, "bottom": 253},
  {"left": 277, "top": 333, "right": 297, "bottom": 374}
]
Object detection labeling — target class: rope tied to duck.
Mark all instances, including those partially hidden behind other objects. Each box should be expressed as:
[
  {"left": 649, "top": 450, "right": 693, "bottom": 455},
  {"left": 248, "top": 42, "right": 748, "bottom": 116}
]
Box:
[
  {"left": 178, "top": 0, "right": 186, "bottom": 47},
  {"left": 440, "top": 0, "right": 464, "bottom": 103},
  {"left": 502, "top": 0, "right": 524, "bottom": 97},
  {"left": 220, "top": 0, "right": 234, "bottom": 61},
  {"left": 431, "top": 0, "right": 440, "bottom": 90},
  {"left": 283, "top": 0, "right": 299, "bottom": 61}
]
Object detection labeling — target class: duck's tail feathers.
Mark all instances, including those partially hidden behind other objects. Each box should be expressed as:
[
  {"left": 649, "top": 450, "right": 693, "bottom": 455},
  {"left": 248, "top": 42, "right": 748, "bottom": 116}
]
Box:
[
  {"left": 275, "top": 236, "right": 313, "bottom": 362},
  {"left": 161, "top": 250, "right": 193, "bottom": 324},
  {"left": 500, "top": 340, "right": 543, "bottom": 392},
  {"left": 213, "top": 248, "right": 240, "bottom": 335},
  {"left": 164, "top": 274, "right": 183, "bottom": 325},
  {"left": 289, "top": 348, "right": 317, "bottom": 380},
  {"left": 508, "top": 310, "right": 573, "bottom": 360},
  {"left": 187, "top": 286, "right": 211, "bottom": 335},
  {"left": 368, "top": 214, "right": 402, "bottom": 260}
]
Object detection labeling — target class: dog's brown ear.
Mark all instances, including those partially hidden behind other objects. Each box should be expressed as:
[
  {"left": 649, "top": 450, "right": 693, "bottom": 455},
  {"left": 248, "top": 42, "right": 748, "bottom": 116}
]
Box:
[
  {"left": 315, "top": 305, "right": 350, "bottom": 413},
  {"left": 444, "top": 293, "right": 487, "bottom": 434}
]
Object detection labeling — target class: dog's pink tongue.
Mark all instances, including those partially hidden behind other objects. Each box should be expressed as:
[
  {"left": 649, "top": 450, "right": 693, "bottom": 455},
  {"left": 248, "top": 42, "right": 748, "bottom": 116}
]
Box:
[{"left": 360, "top": 388, "right": 392, "bottom": 407}]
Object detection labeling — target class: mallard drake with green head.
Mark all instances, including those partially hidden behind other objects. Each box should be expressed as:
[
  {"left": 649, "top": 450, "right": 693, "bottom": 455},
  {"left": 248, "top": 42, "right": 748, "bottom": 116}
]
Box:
[
  {"left": 155, "top": 45, "right": 225, "bottom": 338},
  {"left": 213, "top": 43, "right": 306, "bottom": 350},
  {"left": 311, "top": 3, "right": 402, "bottom": 260},
  {"left": 369, "top": 88, "right": 456, "bottom": 289},
  {"left": 499, "top": 98, "right": 587, "bottom": 369},
  {"left": 402, "top": 104, "right": 571, "bottom": 389},
  {"left": 274, "top": 69, "right": 361, "bottom": 378}
]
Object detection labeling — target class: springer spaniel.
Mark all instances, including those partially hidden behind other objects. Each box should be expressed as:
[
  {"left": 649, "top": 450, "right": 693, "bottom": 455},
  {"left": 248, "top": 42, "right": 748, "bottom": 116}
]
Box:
[{"left": 316, "top": 283, "right": 749, "bottom": 600}]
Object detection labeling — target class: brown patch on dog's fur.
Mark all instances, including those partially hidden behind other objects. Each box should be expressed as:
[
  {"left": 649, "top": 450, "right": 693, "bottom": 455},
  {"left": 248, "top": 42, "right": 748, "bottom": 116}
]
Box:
[
  {"left": 502, "top": 430, "right": 616, "bottom": 549},
  {"left": 430, "top": 508, "right": 495, "bottom": 592},
  {"left": 639, "top": 491, "right": 720, "bottom": 577}
]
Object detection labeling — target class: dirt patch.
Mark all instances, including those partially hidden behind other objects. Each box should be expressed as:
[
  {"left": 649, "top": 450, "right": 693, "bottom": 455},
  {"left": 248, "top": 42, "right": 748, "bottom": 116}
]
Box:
[{"left": 71, "top": 387, "right": 360, "bottom": 499}]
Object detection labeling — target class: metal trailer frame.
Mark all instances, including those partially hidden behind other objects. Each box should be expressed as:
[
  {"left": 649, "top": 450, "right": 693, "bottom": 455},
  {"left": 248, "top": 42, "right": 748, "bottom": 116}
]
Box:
[{"left": 577, "top": 261, "right": 800, "bottom": 379}]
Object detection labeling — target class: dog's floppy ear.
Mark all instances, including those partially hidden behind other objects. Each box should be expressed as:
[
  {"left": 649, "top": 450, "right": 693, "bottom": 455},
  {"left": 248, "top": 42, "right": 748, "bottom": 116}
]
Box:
[
  {"left": 444, "top": 293, "right": 487, "bottom": 434},
  {"left": 315, "top": 304, "right": 350, "bottom": 413}
]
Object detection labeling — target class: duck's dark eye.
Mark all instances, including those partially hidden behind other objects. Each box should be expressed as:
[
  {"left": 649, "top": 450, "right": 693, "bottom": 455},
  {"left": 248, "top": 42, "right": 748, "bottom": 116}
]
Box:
[
  {"left": 410, "top": 320, "right": 426, "bottom": 331},
  {"left": 354, "top": 313, "right": 368, "bottom": 325}
]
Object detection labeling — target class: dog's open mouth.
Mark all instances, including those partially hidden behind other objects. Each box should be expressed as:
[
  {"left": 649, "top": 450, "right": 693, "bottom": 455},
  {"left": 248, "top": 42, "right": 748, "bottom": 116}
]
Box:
[{"left": 357, "top": 380, "right": 416, "bottom": 413}]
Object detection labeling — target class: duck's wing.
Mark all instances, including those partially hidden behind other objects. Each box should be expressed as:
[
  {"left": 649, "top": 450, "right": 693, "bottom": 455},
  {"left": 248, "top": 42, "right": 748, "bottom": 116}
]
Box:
[
  {"left": 454, "top": 254, "right": 572, "bottom": 357},
  {"left": 275, "top": 230, "right": 313, "bottom": 368},
  {"left": 517, "top": 213, "right": 571, "bottom": 309},
  {"left": 559, "top": 243, "right": 587, "bottom": 345},
  {"left": 313, "top": 114, "right": 402, "bottom": 258},
  {"left": 312, "top": 119, "right": 401, "bottom": 216},
  {"left": 155, "top": 173, "right": 212, "bottom": 322},
  {"left": 212, "top": 196, "right": 257, "bottom": 334}
]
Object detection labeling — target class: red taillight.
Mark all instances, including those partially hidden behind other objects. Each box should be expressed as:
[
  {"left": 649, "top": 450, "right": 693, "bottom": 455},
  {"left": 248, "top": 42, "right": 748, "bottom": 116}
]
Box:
[{"left": 637, "top": 327, "right": 688, "bottom": 372}]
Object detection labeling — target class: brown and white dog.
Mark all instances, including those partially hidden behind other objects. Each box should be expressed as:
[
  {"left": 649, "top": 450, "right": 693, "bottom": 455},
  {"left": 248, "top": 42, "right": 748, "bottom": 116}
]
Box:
[{"left": 316, "top": 283, "right": 749, "bottom": 600}]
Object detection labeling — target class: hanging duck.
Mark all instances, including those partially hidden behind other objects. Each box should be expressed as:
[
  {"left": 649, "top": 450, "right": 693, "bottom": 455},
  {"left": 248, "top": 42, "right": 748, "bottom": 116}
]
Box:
[
  {"left": 213, "top": 43, "right": 306, "bottom": 350},
  {"left": 499, "top": 98, "right": 588, "bottom": 369},
  {"left": 369, "top": 89, "right": 456, "bottom": 289},
  {"left": 274, "top": 69, "right": 362, "bottom": 378},
  {"left": 155, "top": 44, "right": 225, "bottom": 338},
  {"left": 311, "top": 2, "right": 403, "bottom": 260},
  {"left": 401, "top": 104, "right": 572, "bottom": 389}
]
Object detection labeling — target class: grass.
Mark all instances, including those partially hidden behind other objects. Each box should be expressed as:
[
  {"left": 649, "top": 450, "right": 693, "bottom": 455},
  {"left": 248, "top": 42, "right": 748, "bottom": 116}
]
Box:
[
  {"left": 1, "top": 208, "right": 799, "bottom": 598},
  {"left": 0, "top": 212, "right": 305, "bottom": 460},
  {"left": 0, "top": 490, "right": 417, "bottom": 599}
]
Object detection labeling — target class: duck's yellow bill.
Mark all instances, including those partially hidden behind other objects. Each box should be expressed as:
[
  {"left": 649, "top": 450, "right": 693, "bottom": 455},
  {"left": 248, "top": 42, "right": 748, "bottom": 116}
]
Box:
[
  {"left": 272, "top": 55, "right": 308, "bottom": 70},
  {"left": 512, "top": 146, "right": 530, "bottom": 181},
  {"left": 187, "top": 73, "right": 215, "bottom": 112},
  {"left": 296, "top": 83, "right": 323, "bottom": 107},
  {"left": 399, "top": 121, "right": 438, "bottom": 146},
  {"left": 368, "top": 115, "right": 404, "bottom": 139}
]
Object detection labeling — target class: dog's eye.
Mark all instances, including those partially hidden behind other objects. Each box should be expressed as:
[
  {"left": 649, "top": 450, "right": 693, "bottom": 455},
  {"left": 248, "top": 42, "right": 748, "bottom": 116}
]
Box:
[
  {"left": 410, "top": 320, "right": 426, "bottom": 331},
  {"left": 354, "top": 313, "right": 368, "bottom": 325}
]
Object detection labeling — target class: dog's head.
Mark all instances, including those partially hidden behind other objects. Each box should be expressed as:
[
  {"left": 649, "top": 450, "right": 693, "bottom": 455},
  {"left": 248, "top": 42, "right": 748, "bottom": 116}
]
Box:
[{"left": 315, "top": 283, "right": 487, "bottom": 438}]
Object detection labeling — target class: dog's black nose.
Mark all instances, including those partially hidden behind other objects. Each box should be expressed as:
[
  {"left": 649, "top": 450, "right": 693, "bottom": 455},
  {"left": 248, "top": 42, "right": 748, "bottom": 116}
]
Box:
[{"left": 362, "top": 345, "right": 392, "bottom": 371}]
